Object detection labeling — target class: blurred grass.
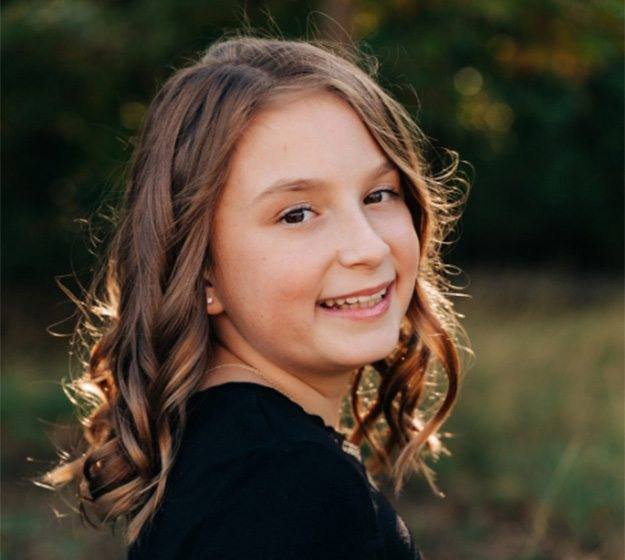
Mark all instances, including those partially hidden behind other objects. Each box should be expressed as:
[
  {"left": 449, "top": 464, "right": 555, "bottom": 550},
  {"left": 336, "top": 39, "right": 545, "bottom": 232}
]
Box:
[
  {"left": 391, "top": 267, "right": 624, "bottom": 559},
  {"left": 2, "top": 267, "right": 623, "bottom": 559}
]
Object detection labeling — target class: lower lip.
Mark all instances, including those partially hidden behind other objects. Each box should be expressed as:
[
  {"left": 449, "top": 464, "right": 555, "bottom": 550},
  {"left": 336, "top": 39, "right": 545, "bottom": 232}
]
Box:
[{"left": 316, "top": 281, "right": 394, "bottom": 320}]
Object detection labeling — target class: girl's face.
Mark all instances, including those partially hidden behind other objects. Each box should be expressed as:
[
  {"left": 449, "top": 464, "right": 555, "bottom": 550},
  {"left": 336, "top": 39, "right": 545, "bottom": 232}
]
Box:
[{"left": 208, "top": 90, "right": 420, "bottom": 379}]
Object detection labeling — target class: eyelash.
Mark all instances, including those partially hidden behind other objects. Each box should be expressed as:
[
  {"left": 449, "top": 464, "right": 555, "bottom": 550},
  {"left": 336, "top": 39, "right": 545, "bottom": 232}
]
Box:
[{"left": 277, "top": 187, "right": 402, "bottom": 227}]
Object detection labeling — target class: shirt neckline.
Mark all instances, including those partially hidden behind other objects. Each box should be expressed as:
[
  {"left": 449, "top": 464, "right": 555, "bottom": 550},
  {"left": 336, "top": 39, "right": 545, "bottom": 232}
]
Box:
[{"left": 189, "top": 381, "right": 347, "bottom": 443}]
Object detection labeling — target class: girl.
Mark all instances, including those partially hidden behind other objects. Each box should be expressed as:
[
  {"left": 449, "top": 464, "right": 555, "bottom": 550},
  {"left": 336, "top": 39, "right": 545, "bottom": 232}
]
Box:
[{"left": 37, "top": 32, "right": 471, "bottom": 559}]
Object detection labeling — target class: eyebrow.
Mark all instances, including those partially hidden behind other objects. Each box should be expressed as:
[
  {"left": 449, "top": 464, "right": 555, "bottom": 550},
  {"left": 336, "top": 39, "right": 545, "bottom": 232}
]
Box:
[{"left": 253, "top": 159, "right": 398, "bottom": 204}]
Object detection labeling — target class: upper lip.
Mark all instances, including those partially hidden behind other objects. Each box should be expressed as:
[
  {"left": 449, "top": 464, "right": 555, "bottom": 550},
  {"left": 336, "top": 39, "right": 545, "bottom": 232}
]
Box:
[{"left": 318, "top": 279, "right": 394, "bottom": 302}]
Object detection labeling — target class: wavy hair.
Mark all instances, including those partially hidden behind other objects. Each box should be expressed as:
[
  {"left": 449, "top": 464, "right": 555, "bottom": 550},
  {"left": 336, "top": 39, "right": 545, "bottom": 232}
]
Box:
[{"left": 34, "top": 31, "right": 472, "bottom": 546}]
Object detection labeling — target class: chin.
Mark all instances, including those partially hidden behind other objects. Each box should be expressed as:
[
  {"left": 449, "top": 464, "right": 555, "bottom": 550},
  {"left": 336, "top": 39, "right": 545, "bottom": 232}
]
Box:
[{"left": 332, "top": 338, "right": 399, "bottom": 367}]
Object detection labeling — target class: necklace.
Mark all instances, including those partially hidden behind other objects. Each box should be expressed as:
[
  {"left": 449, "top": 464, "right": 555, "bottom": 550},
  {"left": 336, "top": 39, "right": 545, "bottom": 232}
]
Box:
[{"left": 205, "top": 363, "right": 301, "bottom": 405}]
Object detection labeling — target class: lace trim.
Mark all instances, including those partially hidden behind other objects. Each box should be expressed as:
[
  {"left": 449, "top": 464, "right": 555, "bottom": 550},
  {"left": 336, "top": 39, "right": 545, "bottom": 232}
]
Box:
[{"left": 341, "top": 439, "right": 363, "bottom": 462}]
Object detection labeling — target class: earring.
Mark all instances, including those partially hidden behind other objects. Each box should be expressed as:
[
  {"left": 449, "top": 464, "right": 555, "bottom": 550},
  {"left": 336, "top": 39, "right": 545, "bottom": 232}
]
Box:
[{"left": 206, "top": 295, "right": 214, "bottom": 305}]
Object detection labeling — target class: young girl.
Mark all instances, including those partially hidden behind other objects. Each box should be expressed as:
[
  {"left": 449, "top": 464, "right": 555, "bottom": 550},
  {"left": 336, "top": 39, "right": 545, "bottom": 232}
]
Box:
[{"left": 38, "top": 32, "right": 470, "bottom": 559}]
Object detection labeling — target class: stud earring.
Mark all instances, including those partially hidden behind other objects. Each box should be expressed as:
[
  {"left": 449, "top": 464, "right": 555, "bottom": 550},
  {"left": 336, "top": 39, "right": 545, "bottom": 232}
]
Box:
[{"left": 206, "top": 295, "right": 213, "bottom": 305}]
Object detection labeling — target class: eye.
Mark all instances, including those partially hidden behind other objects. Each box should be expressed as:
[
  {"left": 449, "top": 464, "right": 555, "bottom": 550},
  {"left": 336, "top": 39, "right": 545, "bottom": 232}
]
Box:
[
  {"left": 365, "top": 187, "right": 402, "bottom": 204},
  {"left": 278, "top": 205, "right": 315, "bottom": 226},
  {"left": 276, "top": 187, "right": 402, "bottom": 227}
]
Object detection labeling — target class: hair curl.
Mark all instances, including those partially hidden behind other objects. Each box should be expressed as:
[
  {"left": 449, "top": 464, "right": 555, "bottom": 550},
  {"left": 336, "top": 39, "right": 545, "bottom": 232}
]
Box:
[{"left": 34, "top": 30, "right": 473, "bottom": 546}]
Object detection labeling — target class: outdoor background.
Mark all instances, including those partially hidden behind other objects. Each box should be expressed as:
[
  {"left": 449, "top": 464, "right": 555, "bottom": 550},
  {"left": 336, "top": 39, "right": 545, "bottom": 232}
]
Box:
[{"left": 2, "top": 1, "right": 623, "bottom": 559}]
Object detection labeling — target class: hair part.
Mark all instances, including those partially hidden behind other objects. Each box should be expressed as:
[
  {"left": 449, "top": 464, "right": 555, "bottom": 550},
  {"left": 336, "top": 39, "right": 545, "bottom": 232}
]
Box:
[{"left": 34, "top": 30, "right": 472, "bottom": 546}]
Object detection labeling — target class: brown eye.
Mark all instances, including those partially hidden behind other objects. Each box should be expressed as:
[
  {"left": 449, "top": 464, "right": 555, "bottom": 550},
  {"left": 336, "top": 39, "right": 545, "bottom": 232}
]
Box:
[
  {"left": 278, "top": 205, "right": 314, "bottom": 226},
  {"left": 365, "top": 188, "right": 401, "bottom": 204}
]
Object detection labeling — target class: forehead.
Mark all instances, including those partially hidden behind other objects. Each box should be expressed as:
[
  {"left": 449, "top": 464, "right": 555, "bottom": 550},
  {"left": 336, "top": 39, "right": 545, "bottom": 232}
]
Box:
[{"left": 223, "top": 90, "right": 390, "bottom": 201}]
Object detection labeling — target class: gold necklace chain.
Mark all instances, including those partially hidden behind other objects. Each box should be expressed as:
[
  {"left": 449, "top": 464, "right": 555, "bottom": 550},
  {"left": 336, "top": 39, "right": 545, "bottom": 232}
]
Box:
[{"left": 205, "top": 363, "right": 300, "bottom": 406}]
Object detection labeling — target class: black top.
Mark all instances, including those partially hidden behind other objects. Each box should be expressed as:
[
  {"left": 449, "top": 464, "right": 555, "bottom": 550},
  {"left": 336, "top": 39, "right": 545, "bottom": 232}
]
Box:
[{"left": 127, "top": 382, "right": 423, "bottom": 559}]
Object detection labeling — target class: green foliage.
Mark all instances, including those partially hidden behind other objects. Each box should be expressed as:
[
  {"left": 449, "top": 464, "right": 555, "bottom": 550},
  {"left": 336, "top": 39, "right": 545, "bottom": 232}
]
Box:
[{"left": 2, "top": 0, "right": 623, "bottom": 282}]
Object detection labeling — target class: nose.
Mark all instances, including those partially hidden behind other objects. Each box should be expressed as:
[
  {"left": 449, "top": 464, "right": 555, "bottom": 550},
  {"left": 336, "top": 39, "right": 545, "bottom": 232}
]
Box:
[{"left": 335, "top": 204, "right": 391, "bottom": 268}]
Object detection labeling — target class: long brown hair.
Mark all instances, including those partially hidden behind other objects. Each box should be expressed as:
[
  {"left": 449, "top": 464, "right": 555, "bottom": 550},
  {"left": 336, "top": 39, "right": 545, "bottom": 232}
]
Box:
[{"left": 34, "top": 31, "right": 472, "bottom": 546}]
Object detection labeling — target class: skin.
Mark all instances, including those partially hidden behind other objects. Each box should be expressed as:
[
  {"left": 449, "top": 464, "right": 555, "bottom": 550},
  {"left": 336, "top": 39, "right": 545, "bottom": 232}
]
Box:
[{"left": 202, "top": 90, "right": 420, "bottom": 430}]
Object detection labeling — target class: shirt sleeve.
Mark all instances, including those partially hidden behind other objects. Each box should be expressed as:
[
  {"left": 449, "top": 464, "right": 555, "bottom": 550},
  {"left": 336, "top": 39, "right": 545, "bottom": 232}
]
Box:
[{"left": 186, "top": 440, "right": 380, "bottom": 560}]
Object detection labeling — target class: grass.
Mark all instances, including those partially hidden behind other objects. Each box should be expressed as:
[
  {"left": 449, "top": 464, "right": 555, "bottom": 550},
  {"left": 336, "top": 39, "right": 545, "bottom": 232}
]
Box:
[
  {"left": 390, "top": 267, "right": 623, "bottom": 559},
  {"left": 2, "top": 266, "right": 623, "bottom": 559}
]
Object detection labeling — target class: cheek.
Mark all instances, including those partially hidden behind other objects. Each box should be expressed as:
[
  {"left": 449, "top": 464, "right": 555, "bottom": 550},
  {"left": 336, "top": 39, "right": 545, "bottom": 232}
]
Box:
[
  {"left": 228, "top": 239, "right": 320, "bottom": 319},
  {"left": 263, "top": 255, "right": 319, "bottom": 311},
  {"left": 383, "top": 212, "right": 420, "bottom": 298},
  {"left": 384, "top": 211, "right": 420, "bottom": 266},
  {"left": 403, "top": 226, "right": 421, "bottom": 270}
]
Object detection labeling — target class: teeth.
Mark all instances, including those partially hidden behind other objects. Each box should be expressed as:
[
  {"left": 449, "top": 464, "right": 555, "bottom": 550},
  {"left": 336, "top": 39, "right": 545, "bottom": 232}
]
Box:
[{"left": 320, "top": 286, "right": 388, "bottom": 309}]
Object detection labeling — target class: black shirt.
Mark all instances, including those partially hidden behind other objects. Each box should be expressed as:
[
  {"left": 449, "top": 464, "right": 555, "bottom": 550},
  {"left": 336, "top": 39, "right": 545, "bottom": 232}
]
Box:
[{"left": 127, "top": 382, "right": 423, "bottom": 559}]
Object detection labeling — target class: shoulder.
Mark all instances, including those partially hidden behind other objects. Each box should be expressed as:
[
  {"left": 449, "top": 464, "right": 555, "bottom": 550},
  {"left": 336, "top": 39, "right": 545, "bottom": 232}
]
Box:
[
  {"left": 180, "top": 382, "right": 347, "bottom": 464},
  {"left": 130, "top": 386, "right": 383, "bottom": 559},
  {"left": 228, "top": 439, "right": 375, "bottom": 516},
  {"left": 185, "top": 439, "right": 380, "bottom": 559}
]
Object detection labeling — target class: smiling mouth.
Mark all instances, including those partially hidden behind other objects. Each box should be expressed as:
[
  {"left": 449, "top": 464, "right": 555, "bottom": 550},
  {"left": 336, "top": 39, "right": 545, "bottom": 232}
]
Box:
[{"left": 317, "top": 282, "right": 392, "bottom": 310}]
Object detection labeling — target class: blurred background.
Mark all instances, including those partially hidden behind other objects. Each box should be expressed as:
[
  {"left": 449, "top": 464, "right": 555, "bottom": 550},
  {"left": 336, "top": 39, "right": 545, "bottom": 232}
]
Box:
[{"left": 2, "top": 1, "right": 623, "bottom": 559}]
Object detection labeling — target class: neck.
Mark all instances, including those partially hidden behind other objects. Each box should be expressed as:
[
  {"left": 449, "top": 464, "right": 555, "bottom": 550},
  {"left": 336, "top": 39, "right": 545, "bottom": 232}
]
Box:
[{"left": 201, "top": 343, "right": 353, "bottom": 431}]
